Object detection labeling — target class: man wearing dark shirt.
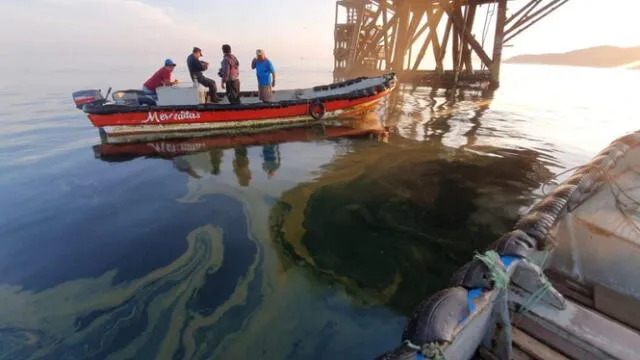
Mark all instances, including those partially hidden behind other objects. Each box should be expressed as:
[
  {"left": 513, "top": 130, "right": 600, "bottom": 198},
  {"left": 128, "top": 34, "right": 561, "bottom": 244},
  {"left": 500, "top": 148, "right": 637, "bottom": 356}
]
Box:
[
  {"left": 219, "top": 44, "right": 241, "bottom": 104},
  {"left": 187, "top": 47, "right": 218, "bottom": 103}
]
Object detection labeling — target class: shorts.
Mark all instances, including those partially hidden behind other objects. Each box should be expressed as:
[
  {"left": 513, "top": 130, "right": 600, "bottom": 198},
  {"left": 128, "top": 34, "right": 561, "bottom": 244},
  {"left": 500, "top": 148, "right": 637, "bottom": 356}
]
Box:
[{"left": 258, "top": 85, "right": 273, "bottom": 102}]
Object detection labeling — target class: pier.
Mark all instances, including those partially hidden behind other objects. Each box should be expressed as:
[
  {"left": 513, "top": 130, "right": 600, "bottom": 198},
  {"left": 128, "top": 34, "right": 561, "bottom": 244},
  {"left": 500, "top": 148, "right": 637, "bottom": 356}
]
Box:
[{"left": 333, "top": 0, "right": 570, "bottom": 89}]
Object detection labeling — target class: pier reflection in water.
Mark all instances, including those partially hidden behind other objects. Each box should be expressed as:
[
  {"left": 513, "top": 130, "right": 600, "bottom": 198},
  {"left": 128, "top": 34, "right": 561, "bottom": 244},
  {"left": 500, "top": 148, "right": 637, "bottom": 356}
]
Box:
[{"left": 1, "top": 87, "right": 559, "bottom": 360}]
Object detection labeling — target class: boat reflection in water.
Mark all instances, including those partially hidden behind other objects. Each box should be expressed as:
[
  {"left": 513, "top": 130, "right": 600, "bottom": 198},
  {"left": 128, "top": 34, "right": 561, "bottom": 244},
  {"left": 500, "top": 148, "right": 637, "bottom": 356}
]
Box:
[{"left": 93, "top": 116, "right": 389, "bottom": 186}]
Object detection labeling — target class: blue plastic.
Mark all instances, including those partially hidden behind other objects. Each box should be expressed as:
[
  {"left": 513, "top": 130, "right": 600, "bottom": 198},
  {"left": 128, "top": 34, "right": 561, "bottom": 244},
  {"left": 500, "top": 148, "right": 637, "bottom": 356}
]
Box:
[
  {"left": 466, "top": 288, "right": 483, "bottom": 314},
  {"left": 500, "top": 255, "right": 518, "bottom": 268},
  {"left": 458, "top": 255, "right": 520, "bottom": 326},
  {"left": 460, "top": 255, "right": 519, "bottom": 324},
  {"left": 459, "top": 288, "right": 484, "bottom": 324}
]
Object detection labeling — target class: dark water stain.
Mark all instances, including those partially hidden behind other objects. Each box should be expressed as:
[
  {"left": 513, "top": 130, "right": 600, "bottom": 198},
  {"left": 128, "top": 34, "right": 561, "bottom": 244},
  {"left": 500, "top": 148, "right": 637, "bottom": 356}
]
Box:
[
  {"left": 270, "top": 135, "right": 554, "bottom": 315},
  {"left": 189, "top": 199, "right": 259, "bottom": 317},
  {"left": 0, "top": 160, "right": 194, "bottom": 291},
  {"left": 0, "top": 193, "right": 230, "bottom": 292}
]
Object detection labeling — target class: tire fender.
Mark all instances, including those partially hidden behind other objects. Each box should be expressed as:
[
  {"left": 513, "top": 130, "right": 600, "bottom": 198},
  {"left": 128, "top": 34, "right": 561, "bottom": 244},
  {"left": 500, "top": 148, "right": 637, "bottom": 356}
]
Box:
[{"left": 309, "top": 101, "right": 326, "bottom": 120}]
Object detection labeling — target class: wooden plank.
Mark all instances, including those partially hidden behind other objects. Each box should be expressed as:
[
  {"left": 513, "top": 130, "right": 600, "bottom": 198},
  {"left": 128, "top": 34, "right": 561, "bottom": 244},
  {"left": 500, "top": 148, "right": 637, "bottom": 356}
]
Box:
[
  {"left": 508, "top": 0, "right": 540, "bottom": 30},
  {"left": 462, "top": 1, "right": 478, "bottom": 72},
  {"left": 406, "top": 9, "right": 425, "bottom": 45},
  {"left": 452, "top": 2, "right": 465, "bottom": 73},
  {"left": 512, "top": 347, "right": 533, "bottom": 360},
  {"left": 477, "top": 344, "right": 533, "bottom": 360},
  {"left": 505, "top": 0, "right": 538, "bottom": 25},
  {"left": 441, "top": 1, "right": 493, "bottom": 69},
  {"left": 427, "top": 4, "right": 443, "bottom": 70},
  {"left": 506, "top": 0, "right": 565, "bottom": 36},
  {"left": 545, "top": 269, "right": 594, "bottom": 307},
  {"left": 411, "top": 7, "right": 443, "bottom": 71},
  {"left": 380, "top": 1, "right": 390, "bottom": 69},
  {"left": 347, "top": 3, "right": 365, "bottom": 66},
  {"left": 512, "top": 327, "right": 570, "bottom": 360},
  {"left": 388, "top": 15, "right": 399, "bottom": 69},
  {"left": 512, "top": 314, "right": 606, "bottom": 360},
  {"left": 392, "top": 2, "right": 410, "bottom": 70},
  {"left": 411, "top": 30, "right": 432, "bottom": 71},
  {"left": 409, "top": 14, "right": 431, "bottom": 45},
  {"left": 544, "top": 269, "right": 591, "bottom": 296},
  {"left": 356, "top": 13, "right": 397, "bottom": 66},
  {"left": 594, "top": 283, "right": 640, "bottom": 332},
  {"left": 476, "top": 347, "right": 500, "bottom": 360},
  {"left": 437, "top": 17, "right": 453, "bottom": 71},
  {"left": 503, "top": 0, "right": 570, "bottom": 44}
]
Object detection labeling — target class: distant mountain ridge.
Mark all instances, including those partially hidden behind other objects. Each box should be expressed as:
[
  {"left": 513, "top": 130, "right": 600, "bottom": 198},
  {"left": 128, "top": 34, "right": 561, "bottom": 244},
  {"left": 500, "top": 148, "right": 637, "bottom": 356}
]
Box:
[{"left": 504, "top": 46, "right": 640, "bottom": 69}]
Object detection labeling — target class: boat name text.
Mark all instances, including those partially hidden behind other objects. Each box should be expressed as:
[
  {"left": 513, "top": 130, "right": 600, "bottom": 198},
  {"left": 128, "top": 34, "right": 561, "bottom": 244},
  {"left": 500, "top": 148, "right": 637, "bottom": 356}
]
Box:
[
  {"left": 143, "top": 111, "right": 201, "bottom": 123},
  {"left": 148, "top": 142, "right": 206, "bottom": 153}
]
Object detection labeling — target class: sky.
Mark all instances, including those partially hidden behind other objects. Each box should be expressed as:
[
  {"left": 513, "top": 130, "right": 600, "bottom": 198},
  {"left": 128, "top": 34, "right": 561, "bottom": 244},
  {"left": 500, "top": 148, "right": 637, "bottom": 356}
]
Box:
[{"left": 0, "top": 0, "right": 638, "bottom": 71}]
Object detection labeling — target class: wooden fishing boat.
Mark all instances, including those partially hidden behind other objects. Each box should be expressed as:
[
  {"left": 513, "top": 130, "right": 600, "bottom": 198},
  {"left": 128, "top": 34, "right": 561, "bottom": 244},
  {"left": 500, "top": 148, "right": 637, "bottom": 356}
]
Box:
[
  {"left": 72, "top": 73, "right": 396, "bottom": 139},
  {"left": 375, "top": 130, "right": 640, "bottom": 360}
]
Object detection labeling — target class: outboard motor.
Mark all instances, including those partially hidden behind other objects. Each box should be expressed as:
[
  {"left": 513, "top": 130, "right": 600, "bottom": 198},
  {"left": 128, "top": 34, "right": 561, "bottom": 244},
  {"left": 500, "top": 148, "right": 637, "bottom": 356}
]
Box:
[
  {"left": 112, "top": 90, "right": 157, "bottom": 106},
  {"left": 72, "top": 89, "right": 106, "bottom": 110}
]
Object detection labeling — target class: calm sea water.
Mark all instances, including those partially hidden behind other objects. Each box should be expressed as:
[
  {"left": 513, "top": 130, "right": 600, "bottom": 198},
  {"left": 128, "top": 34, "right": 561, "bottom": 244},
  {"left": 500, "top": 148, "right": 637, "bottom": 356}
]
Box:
[{"left": 1, "top": 63, "right": 639, "bottom": 359}]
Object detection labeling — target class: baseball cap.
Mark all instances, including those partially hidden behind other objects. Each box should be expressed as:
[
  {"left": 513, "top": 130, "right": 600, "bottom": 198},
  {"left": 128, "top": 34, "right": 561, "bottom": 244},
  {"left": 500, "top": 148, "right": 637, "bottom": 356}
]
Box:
[
  {"left": 193, "top": 46, "right": 203, "bottom": 55},
  {"left": 165, "top": 58, "right": 176, "bottom": 66}
]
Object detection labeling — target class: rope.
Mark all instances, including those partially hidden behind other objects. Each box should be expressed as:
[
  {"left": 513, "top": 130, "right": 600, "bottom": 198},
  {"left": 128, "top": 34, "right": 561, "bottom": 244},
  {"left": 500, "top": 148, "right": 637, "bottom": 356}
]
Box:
[
  {"left": 421, "top": 342, "right": 447, "bottom": 360},
  {"left": 540, "top": 165, "right": 582, "bottom": 196},
  {"left": 609, "top": 181, "right": 640, "bottom": 235},
  {"left": 537, "top": 245, "right": 552, "bottom": 268},
  {"left": 517, "top": 275, "right": 552, "bottom": 314},
  {"left": 455, "top": 6, "right": 469, "bottom": 76},
  {"left": 516, "top": 245, "right": 553, "bottom": 315},
  {"left": 451, "top": 2, "right": 471, "bottom": 94},
  {"left": 474, "top": 250, "right": 508, "bottom": 289},
  {"left": 480, "top": 4, "right": 495, "bottom": 48},
  {"left": 403, "top": 340, "right": 447, "bottom": 360},
  {"left": 479, "top": 4, "right": 495, "bottom": 70}
]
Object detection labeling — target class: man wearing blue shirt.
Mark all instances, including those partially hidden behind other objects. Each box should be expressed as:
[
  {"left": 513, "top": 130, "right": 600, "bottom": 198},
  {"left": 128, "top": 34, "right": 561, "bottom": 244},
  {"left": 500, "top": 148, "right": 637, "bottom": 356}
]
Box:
[{"left": 251, "top": 49, "right": 276, "bottom": 102}]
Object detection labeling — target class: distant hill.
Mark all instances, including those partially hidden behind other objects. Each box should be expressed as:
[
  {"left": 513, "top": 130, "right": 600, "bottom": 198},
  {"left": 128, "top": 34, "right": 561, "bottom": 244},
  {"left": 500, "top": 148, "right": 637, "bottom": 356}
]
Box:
[{"left": 504, "top": 46, "right": 640, "bottom": 68}]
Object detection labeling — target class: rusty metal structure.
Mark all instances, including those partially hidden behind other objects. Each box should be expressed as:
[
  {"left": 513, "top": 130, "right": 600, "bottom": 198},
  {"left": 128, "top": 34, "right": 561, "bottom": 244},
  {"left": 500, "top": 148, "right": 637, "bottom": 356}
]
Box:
[{"left": 333, "top": 0, "right": 570, "bottom": 89}]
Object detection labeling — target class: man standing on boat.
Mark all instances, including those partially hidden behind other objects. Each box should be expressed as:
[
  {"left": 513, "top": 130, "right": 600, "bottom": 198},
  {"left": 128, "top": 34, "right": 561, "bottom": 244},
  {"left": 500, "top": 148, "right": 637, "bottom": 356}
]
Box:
[
  {"left": 251, "top": 49, "right": 276, "bottom": 102},
  {"left": 219, "top": 44, "right": 241, "bottom": 104},
  {"left": 187, "top": 47, "right": 218, "bottom": 103},
  {"left": 142, "top": 59, "right": 179, "bottom": 96}
]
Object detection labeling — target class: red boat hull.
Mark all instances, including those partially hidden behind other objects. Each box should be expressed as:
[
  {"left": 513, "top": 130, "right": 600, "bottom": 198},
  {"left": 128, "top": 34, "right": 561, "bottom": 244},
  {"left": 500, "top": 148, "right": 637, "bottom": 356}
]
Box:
[{"left": 88, "top": 88, "right": 392, "bottom": 127}]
